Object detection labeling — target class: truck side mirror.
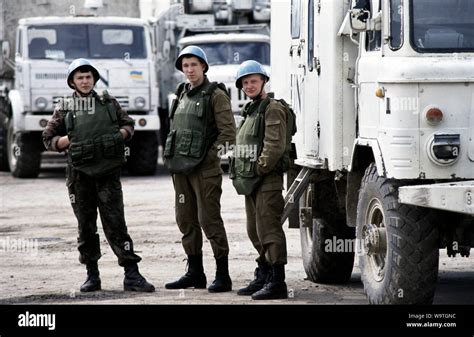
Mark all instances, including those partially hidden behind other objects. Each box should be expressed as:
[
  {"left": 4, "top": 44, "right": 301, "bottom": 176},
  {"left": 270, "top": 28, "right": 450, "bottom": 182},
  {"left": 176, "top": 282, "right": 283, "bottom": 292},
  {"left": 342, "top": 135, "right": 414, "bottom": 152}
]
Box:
[
  {"left": 163, "top": 40, "right": 171, "bottom": 60},
  {"left": 2, "top": 41, "right": 10, "bottom": 60},
  {"left": 350, "top": 9, "right": 370, "bottom": 32}
]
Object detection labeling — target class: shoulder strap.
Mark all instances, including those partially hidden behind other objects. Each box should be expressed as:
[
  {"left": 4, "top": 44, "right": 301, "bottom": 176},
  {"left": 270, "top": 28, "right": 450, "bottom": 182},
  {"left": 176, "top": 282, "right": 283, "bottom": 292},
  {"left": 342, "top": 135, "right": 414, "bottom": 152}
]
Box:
[
  {"left": 202, "top": 81, "right": 229, "bottom": 116},
  {"left": 101, "top": 90, "right": 114, "bottom": 102},
  {"left": 205, "top": 82, "right": 229, "bottom": 97},
  {"left": 169, "top": 82, "right": 186, "bottom": 119},
  {"left": 256, "top": 97, "right": 274, "bottom": 118},
  {"left": 241, "top": 101, "right": 253, "bottom": 118},
  {"left": 175, "top": 83, "right": 186, "bottom": 97},
  {"left": 100, "top": 90, "right": 118, "bottom": 123}
]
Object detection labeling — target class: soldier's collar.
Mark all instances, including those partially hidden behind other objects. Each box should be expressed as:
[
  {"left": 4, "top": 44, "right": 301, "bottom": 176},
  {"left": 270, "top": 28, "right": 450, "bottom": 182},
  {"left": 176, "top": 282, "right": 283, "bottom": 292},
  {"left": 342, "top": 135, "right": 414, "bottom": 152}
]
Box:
[
  {"left": 72, "top": 90, "right": 96, "bottom": 98},
  {"left": 186, "top": 77, "right": 209, "bottom": 96}
]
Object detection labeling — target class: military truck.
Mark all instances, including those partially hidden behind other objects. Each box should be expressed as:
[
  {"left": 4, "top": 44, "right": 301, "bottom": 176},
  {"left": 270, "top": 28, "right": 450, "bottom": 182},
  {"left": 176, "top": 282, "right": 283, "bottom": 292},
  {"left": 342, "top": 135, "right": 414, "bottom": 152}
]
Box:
[
  {"left": 0, "top": 0, "right": 159, "bottom": 177},
  {"left": 151, "top": 0, "right": 271, "bottom": 147},
  {"left": 272, "top": 0, "right": 474, "bottom": 304}
]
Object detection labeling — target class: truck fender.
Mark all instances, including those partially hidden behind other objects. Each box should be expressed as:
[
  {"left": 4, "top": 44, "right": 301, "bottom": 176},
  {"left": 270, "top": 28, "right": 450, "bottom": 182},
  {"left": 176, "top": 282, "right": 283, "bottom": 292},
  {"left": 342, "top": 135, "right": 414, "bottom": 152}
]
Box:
[
  {"left": 349, "top": 138, "right": 386, "bottom": 176},
  {"left": 345, "top": 139, "right": 386, "bottom": 227},
  {"left": 7, "top": 89, "right": 24, "bottom": 131}
]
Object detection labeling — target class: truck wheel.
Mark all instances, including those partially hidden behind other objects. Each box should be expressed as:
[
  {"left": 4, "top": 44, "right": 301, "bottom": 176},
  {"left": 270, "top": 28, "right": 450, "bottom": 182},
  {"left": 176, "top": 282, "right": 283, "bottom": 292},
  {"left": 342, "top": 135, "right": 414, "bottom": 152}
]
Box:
[
  {"left": 300, "top": 180, "right": 355, "bottom": 283},
  {"left": 7, "top": 122, "right": 41, "bottom": 178},
  {"left": 126, "top": 131, "right": 158, "bottom": 175},
  {"left": 357, "top": 163, "right": 439, "bottom": 304},
  {"left": 0, "top": 123, "right": 10, "bottom": 171}
]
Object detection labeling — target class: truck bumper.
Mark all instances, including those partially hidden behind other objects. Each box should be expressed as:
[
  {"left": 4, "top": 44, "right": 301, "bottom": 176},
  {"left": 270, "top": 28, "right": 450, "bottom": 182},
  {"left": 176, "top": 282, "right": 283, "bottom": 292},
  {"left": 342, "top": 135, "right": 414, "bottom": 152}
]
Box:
[
  {"left": 128, "top": 114, "right": 160, "bottom": 131},
  {"left": 399, "top": 181, "right": 474, "bottom": 215},
  {"left": 24, "top": 115, "right": 51, "bottom": 131},
  {"left": 23, "top": 114, "right": 160, "bottom": 132}
]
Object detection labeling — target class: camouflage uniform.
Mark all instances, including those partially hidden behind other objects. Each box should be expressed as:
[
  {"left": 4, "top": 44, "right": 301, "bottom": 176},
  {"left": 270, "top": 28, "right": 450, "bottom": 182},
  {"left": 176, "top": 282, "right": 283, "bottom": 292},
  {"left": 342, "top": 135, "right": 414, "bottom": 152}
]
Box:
[{"left": 42, "top": 91, "right": 141, "bottom": 267}]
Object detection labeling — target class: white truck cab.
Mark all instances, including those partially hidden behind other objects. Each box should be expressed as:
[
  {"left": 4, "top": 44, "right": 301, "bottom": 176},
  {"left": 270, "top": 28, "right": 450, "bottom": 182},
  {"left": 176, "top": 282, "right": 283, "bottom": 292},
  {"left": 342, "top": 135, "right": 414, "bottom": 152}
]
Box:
[{"left": 3, "top": 16, "right": 160, "bottom": 177}]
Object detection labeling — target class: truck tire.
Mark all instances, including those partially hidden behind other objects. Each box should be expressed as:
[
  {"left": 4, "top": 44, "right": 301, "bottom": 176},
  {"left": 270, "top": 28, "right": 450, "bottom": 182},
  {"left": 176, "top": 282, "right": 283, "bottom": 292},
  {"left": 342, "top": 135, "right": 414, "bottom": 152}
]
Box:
[
  {"left": 126, "top": 131, "right": 158, "bottom": 175},
  {"left": 0, "top": 123, "right": 9, "bottom": 171},
  {"left": 300, "top": 180, "right": 355, "bottom": 284},
  {"left": 7, "top": 121, "right": 41, "bottom": 178},
  {"left": 356, "top": 163, "right": 439, "bottom": 304}
]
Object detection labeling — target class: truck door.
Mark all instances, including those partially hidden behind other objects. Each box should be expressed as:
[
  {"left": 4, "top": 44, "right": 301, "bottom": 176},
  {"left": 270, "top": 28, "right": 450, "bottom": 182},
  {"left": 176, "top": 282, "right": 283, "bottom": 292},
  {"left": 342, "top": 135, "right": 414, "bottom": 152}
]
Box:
[
  {"left": 356, "top": 0, "right": 383, "bottom": 139},
  {"left": 290, "top": 0, "right": 320, "bottom": 160}
]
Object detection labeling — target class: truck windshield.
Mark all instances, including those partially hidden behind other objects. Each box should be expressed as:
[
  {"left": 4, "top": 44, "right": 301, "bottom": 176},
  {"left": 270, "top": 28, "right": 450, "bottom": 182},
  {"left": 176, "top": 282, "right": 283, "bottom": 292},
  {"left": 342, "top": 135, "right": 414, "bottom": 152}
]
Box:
[
  {"left": 410, "top": 0, "right": 474, "bottom": 52},
  {"left": 27, "top": 24, "right": 147, "bottom": 60},
  {"left": 192, "top": 42, "right": 270, "bottom": 66}
]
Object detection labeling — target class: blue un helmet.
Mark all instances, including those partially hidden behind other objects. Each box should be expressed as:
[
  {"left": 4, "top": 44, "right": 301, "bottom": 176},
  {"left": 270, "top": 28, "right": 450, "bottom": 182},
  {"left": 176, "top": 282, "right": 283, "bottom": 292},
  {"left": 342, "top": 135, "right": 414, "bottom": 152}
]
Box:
[
  {"left": 235, "top": 60, "right": 269, "bottom": 89},
  {"left": 67, "top": 58, "right": 100, "bottom": 89},
  {"left": 175, "top": 45, "right": 209, "bottom": 73}
]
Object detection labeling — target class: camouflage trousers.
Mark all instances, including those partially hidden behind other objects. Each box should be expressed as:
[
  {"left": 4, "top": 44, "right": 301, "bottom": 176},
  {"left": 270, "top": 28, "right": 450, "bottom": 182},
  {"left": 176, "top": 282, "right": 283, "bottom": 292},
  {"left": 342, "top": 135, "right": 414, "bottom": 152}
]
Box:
[
  {"left": 66, "top": 166, "right": 141, "bottom": 267},
  {"left": 245, "top": 172, "right": 287, "bottom": 265},
  {"left": 173, "top": 165, "right": 230, "bottom": 258}
]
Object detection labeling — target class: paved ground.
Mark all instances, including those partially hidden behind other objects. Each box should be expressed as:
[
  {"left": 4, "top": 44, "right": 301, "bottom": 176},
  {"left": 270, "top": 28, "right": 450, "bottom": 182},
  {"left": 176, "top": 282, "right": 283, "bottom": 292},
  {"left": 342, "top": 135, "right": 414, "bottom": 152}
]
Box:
[{"left": 0, "top": 159, "right": 473, "bottom": 305}]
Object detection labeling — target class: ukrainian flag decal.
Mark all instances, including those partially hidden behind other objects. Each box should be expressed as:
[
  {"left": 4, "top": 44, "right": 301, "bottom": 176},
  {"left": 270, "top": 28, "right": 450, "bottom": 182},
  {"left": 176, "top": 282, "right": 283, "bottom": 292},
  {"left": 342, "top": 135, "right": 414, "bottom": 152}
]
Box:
[{"left": 130, "top": 70, "right": 143, "bottom": 79}]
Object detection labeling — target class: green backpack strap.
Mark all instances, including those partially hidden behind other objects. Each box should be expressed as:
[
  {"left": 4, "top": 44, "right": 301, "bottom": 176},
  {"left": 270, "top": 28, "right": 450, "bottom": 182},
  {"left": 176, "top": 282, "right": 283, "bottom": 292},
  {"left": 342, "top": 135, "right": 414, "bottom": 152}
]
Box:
[
  {"left": 202, "top": 82, "right": 229, "bottom": 115},
  {"left": 206, "top": 82, "right": 229, "bottom": 97},
  {"left": 169, "top": 82, "right": 186, "bottom": 119},
  {"left": 258, "top": 97, "right": 272, "bottom": 116},
  {"left": 59, "top": 96, "right": 76, "bottom": 133},
  {"left": 241, "top": 101, "right": 253, "bottom": 118}
]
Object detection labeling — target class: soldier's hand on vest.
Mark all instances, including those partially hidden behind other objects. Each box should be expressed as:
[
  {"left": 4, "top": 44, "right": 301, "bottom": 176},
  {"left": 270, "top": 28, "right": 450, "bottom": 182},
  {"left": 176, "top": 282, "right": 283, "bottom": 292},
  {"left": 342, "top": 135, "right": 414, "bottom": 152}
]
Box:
[{"left": 57, "top": 135, "right": 71, "bottom": 152}]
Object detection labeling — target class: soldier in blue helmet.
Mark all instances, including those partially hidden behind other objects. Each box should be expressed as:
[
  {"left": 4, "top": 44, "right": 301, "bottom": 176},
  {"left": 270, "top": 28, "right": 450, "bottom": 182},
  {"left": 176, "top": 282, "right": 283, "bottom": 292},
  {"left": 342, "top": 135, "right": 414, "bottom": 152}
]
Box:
[
  {"left": 42, "top": 58, "right": 155, "bottom": 293},
  {"left": 164, "top": 46, "right": 236, "bottom": 292},
  {"left": 230, "top": 60, "right": 294, "bottom": 300}
]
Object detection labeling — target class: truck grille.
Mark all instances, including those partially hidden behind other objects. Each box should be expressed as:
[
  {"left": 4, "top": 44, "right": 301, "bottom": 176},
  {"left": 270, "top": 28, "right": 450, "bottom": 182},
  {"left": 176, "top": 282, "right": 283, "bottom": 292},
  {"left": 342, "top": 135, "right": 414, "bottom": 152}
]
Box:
[
  {"left": 227, "top": 87, "right": 250, "bottom": 112},
  {"left": 115, "top": 96, "right": 129, "bottom": 109},
  {"left": 51, "top": 96, "right": 130, "bottom": 109},
  {"left": 35, "top": 73, "right": 67, "bottom": 80}
]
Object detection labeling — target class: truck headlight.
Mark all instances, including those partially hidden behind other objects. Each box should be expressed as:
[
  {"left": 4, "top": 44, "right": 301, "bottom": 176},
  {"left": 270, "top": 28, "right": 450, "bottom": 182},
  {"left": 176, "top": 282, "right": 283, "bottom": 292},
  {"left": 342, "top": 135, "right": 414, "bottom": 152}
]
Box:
[
  {"left": 134, "top": 97, "right": 146, "bottom": 109},
  {"left": 35, "top": 97, "right": 48, "bottom": 110}
]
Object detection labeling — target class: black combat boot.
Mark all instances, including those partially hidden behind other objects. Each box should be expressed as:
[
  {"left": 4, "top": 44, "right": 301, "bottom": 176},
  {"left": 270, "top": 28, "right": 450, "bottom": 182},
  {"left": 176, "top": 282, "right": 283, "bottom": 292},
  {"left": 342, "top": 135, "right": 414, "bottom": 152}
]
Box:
[
  {"left": 208, "top": 256, "right": 232, "bottom": 293},
  {"left": 237, "top": 261, "right": 270, "bottom": 296},
  {"left": 251, "top": 264, "right": 288, "bottom": 300},
  {"left": 80, "top": 262, "right": 101, "bottom": 292},
  {"left": 165, "top": 255, "right": 207, "bottom": 289},
  {"left": 123, "top": 263, "right": 155, "bottom": 292}
]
